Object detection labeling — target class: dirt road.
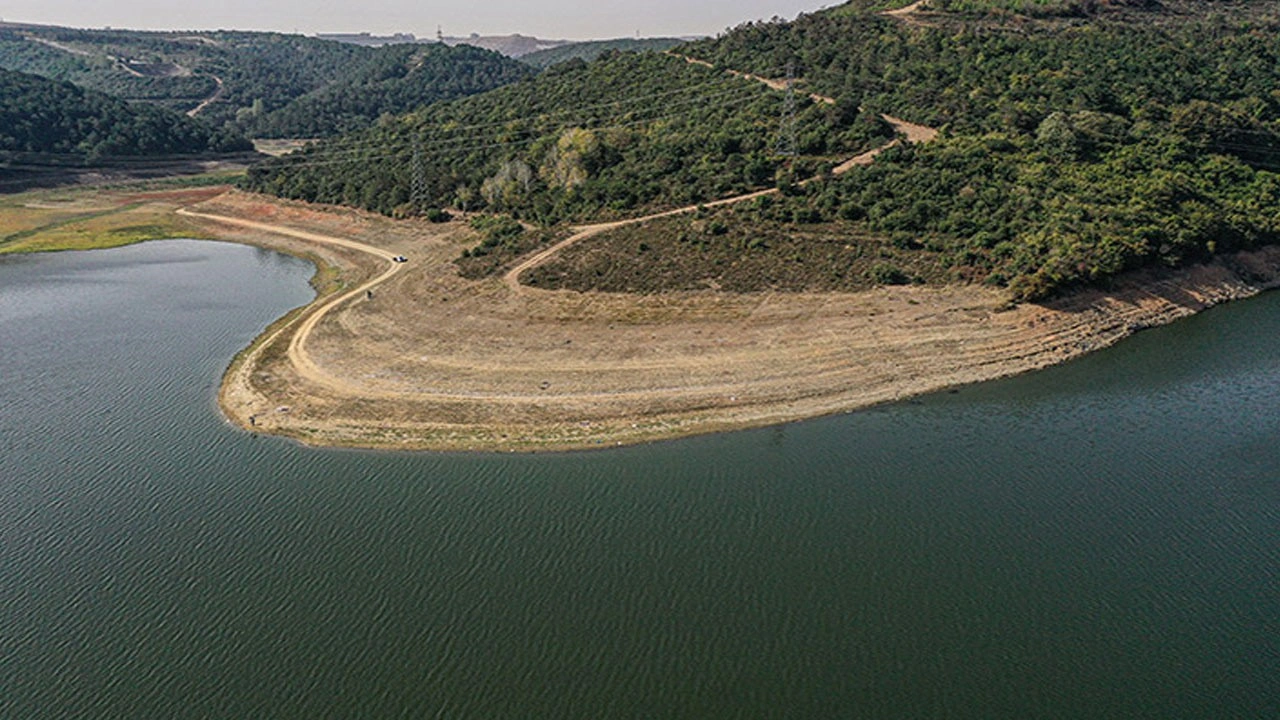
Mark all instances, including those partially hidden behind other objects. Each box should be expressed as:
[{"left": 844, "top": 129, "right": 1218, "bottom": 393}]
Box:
[
  {"left": 502, "top": 188, "right": 778, "bottom": 292},
  {"left": 27, "top": 36, "right": 93, "bottom": 57},
  {"left": 505, "top": 54, "right": 941, "bottom": 290},
  {"left": 882, "top": 0, "right": 934, "bottom": 26},
  {"left": 187, "top": 75, "right": 225, "bottom": 118},
  {"left": 177, "top": 207, "right": 405, "bottom": 404}
]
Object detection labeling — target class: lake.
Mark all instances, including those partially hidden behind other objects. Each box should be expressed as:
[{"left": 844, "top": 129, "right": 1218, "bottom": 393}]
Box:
[{"left": 1, "top": 240, "right": 1276, "bottom": 718}]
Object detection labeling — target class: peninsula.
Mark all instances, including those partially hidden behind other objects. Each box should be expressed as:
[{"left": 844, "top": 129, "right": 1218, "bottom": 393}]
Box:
[{"left": 7, "top": 0, "right": 1280, "bottom": 450}]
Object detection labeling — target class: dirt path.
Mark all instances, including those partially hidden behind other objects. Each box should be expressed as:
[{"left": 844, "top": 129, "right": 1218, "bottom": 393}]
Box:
[
  {"left": 27, "top": 36, "right": 93, "bottom": 57},
  {"left": 506, "top": 54, "right": 940, "bottom": 290},
  {"left": 182, "top": 52, "right": 943, "bottom": 415},
  {"left": 672, "top": 52, "right": 835, "bottom": 105},
  {"left": 176, "top": 207, "right": 404, "bottom": 403},
  {"left": 187, "top": 75, "right": 225, "bottom": 118},
  {"left": 502, "top": 188, "right": 778, "bottom": 292},
  {"left": 884, "top": 0, "right": 930, "bottom": 18},
  {"left": 882, "top": 0, "right": 934, "bottom": 25}
]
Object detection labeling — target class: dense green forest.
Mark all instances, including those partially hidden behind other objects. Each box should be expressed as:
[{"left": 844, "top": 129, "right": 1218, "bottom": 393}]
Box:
[
  {"left": 666, "top": 0, "right": 1280, "bottom": 298},
  {"left": 520, "top": 38, "right": 685, "bottom": 70},
  {"left": 0, "top": 67, "right": 250, "bottom": 158},
  {"left": 241, "top": 51, "right": 894, "bottom": 222},
  {"left": 0, "top": 26, "right": 529, "bottom": 137}
]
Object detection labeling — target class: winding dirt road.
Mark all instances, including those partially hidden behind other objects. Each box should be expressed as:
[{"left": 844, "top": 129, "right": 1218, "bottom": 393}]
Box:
[
  {"left": 180, "top": 52, "right": 944, "bottom": 447},
  {"left": 502, "top": 188, "right": 779, "bottom": 292},
  {"left": 177, "top": 53, "right": 942, "bottom": 408},
  {"left": 503, "top": 112, "right": 938, "bottom": 292}
]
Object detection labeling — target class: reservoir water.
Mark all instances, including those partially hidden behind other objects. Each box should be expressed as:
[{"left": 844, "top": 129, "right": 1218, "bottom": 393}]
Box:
[{"left": 1, "top": 240, "right": 1276, "bottom": 718}]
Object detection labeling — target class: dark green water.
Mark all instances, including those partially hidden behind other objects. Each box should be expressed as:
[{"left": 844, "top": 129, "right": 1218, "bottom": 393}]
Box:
[{"left": 1, "top": 240, "right": 1276, "bottom": 719}]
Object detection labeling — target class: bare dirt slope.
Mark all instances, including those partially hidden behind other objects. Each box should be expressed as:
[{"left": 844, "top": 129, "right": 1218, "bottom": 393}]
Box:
[{"left": 181, "top": 191, "right": 1280, "bottom": 452}]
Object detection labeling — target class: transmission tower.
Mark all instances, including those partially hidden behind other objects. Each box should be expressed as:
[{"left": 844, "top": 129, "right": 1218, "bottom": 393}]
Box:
[
  {"left": 776, "top": 61, "right": 799, "bottom": 158},
  {"left": 411, "top": 136, "right": 428, "bottom": 212}
]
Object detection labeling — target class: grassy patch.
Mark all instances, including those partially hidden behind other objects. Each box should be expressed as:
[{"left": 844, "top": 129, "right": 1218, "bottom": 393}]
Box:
[
  {"left": 0, "top": 204, "right": 210, "bottom": 254},
  {"left": 0, "top": 185, "right": 225, "bottom": 255}
]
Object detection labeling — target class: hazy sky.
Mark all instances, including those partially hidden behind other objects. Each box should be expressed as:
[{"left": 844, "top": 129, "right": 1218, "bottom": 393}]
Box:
[{"left": 0, "top": 1, "right": 832, "bottom": 39}]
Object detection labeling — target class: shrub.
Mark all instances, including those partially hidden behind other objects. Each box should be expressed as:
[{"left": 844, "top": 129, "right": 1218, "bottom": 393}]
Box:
[{"left": 867, "top": 262, "right": 910, "bottom": 285}]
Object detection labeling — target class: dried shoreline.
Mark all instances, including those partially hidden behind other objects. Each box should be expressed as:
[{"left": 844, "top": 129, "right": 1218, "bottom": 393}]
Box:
[{"left": 183, "top": 192, "right": 1280, "bottom": 453}]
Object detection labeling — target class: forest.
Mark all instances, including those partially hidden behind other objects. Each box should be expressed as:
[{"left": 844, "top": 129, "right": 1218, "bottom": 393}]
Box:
[
  {"left": 245, "top": 44, "right": 531, "bottom": 138},
  {"left": 239, "top": 0, "right": 1280, "bottom": 298},
  {"left": 0, "top": 29, "right": 216, "bottom": 114},
  {"left": 0, "top": 67, "right": 250, "bottom": 158},
  {"left": 668, "top": 0, "right": 1280, "bottom": 298}
]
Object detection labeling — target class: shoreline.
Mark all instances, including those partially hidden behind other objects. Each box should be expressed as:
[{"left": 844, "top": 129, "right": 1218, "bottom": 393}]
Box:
[
  {"left": 8, "top": 185, "right": 1279, "bottom": 453},
  {"left": 181, "top": 193, "right": 1280, "bottom": 453}
]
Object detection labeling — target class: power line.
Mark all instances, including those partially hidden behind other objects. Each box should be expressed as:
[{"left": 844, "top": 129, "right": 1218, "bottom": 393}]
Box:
[
  {"left": 259, "top": 83, "right": 774, "bottom": 171},
  {"left": 776, "top": 60, "right": 799, "bottom": 158},
  {"left": 256, "top": 88, "right": 773, "bottom": 174},
  {"left": 410, "top": 135, "right": 427, "bottom": 211}
]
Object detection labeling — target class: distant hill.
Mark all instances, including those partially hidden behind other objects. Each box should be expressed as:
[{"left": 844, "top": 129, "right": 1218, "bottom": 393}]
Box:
[
  {"left": 245, "top": 44, "right": 531, "bottom": 138},
  {"left": 316, "top": 31, "right": 576, "bottom": 58},
  {"left": 520, "top": 38, "right": 686, "bottom": 70},
  {"left": 315, "top": 32, "right": 420, "bottom": 47},
  {"left": 0, "top": 25, "right": 366, "bottom": 129},
  {"left": 0, "top": 25, "right": 529, "bottom": 137},
  {"left": 315, "top": 32, "right": 693, "bottom": 63},
  {"left": 441, "top": 34, "right": 574, "bottom": 58},
  {"left": 0, "top": 66, "right": 250, "bottom": 158}
]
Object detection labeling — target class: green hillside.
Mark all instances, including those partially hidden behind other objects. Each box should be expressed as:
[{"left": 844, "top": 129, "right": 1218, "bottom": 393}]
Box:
[
  {"left": 0, "top": 26, "right": 529, "bottom": 137},
  {"left": 0, "top": 27, "right": 218, "bottom": 114},
  {"left": 669, "top": 0, "right": 1280, "bottom": 298},
  {"left": 0, "top": 67, "right": 250, "bottom": 158},
  {"left": 247, "top": 44, "right": 531, "bottom": 138},
  {"left": 242, "top": 0, "right": 1280, "bottom": 300},
  {"left": 241, "top": 51, "right": 893, "bottom": 222}
]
